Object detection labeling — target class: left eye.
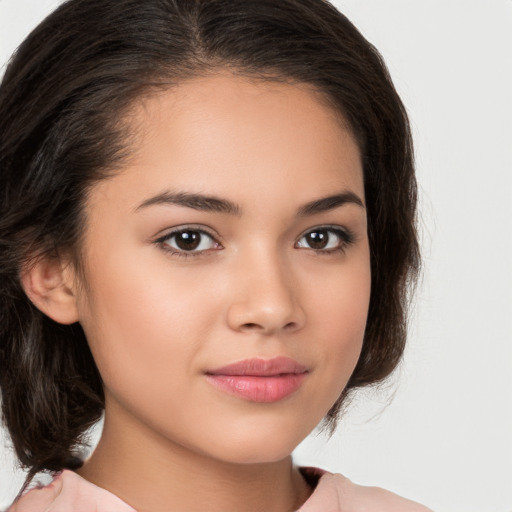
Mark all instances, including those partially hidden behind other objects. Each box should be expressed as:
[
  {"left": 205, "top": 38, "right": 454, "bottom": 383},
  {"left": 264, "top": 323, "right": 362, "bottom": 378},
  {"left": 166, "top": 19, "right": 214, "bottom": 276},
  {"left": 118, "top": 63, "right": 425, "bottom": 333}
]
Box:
[
  {"left": 296, "top": 228, "right": 351, "bottom": 251},
  {"left": 159, "top": 229, "right": 219, "bottom": 253}
]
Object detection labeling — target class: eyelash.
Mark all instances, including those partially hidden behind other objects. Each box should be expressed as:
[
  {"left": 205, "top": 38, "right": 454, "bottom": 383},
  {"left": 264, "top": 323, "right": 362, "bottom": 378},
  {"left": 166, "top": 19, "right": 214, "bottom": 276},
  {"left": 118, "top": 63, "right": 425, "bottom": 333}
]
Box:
[
  {"left": 296, "top": 226, "right": 355, "bottom": 255},
  {"left": 154, "top": 226, "right": 221, "bottom": 259},
  {"left": 154, "top": 225, "right": 355, "bottom": 259}
]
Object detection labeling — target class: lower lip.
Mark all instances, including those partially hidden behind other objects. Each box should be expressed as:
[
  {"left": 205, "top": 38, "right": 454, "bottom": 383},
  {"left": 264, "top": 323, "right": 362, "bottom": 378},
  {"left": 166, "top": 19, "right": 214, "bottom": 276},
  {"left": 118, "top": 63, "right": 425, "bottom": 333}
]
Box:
[{"left": 205, "top": 374, "right": 307, "bottom": 403}]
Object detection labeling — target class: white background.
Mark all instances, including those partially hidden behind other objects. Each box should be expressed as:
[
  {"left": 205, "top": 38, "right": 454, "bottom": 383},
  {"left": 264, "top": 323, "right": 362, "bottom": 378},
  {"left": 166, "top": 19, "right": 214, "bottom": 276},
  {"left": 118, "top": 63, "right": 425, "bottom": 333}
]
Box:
[{"left": 0, "top": 1, "right": 511, "bottom": 511}]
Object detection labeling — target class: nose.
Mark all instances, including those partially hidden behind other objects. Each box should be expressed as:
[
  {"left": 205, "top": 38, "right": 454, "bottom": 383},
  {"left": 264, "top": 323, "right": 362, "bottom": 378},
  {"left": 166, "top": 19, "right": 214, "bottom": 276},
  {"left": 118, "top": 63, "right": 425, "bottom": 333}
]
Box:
[{"left": 226, "top": 251, "right": 306, "bottom": 335}]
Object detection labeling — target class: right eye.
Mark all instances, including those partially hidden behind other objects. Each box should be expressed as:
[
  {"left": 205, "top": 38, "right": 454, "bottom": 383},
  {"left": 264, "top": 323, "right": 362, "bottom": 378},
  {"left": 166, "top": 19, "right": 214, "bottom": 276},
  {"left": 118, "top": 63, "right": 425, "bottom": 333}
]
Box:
[
  {"left": 295, "top": 226, "right": 355, "bottom": 254},
  {"left": 156, "top": 228, "right": 221, "bottom": 257}
]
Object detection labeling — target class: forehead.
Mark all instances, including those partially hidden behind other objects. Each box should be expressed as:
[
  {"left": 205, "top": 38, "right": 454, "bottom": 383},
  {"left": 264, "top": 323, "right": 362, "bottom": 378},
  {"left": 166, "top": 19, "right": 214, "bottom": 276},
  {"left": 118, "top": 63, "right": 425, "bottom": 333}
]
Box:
[{"left": 86, "top": 73, "right": 364, "bottom": 217}]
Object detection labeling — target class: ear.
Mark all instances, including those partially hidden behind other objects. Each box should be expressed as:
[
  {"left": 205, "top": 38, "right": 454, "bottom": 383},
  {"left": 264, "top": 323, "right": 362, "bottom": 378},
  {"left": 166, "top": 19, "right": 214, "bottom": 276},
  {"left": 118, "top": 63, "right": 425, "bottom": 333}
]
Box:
[{"left": 20, "top": 255, "right": 79, "bottom": 325}]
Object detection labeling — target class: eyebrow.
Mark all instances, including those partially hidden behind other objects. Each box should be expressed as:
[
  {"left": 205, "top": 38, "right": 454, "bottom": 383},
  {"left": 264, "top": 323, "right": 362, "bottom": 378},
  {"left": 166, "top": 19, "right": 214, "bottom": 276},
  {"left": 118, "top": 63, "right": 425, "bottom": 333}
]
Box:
[
  {"left": 134, "top": 190, "right": 364, "bottom": 216},
  {"left": 135, "top": 191, "right": 241, "bottom": 215},
  {"left": 297, "top": 191, "right": 365, "bottom": 216}
]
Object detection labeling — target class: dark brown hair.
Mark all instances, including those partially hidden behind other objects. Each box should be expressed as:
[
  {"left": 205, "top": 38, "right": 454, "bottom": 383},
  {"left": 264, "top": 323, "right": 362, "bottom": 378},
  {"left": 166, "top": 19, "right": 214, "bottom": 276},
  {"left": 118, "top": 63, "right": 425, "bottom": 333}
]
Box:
[{"left": 0, "top": 0, "right": 419, "bottom": 487}]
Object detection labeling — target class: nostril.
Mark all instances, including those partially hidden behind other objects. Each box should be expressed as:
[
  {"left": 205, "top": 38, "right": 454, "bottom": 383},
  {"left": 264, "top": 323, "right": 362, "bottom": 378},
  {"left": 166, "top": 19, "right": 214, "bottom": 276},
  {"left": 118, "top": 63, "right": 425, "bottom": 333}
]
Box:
[
  {"left": 240, "top": 321, "right": 297, "bottom": 332},
  {"left": 242, "top": 322, "right": 261, "bottom": 330}
]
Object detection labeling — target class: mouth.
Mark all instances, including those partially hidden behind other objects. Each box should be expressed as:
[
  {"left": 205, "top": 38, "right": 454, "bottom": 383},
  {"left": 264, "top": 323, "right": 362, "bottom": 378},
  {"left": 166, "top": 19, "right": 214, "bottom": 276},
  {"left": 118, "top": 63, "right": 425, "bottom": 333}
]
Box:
[{"left": 205, "top": 357, "right": 309, "bottom": 403}]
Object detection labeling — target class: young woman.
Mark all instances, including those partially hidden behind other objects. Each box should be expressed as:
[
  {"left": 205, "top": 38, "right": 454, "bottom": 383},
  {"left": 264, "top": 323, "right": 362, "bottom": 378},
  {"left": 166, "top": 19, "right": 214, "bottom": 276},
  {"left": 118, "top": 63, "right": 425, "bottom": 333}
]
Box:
[{"left": 0, "top": 0, "right": 429, "bottom": 510}]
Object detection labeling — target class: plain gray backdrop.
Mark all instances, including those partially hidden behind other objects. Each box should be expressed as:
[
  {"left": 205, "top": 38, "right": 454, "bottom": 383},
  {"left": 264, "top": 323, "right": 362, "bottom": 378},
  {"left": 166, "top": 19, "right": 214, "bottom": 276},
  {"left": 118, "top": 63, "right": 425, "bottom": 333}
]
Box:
[{"left": 1, "top": 1, "right": 511, "bottom": 511}]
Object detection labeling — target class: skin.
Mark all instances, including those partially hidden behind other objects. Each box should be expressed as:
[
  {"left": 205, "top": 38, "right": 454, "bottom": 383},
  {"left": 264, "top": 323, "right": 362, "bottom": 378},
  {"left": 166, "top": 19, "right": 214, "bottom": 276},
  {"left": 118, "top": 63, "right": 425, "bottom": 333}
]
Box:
[{"left": 33, "top": 74, "right": 371, "bottom": 512}]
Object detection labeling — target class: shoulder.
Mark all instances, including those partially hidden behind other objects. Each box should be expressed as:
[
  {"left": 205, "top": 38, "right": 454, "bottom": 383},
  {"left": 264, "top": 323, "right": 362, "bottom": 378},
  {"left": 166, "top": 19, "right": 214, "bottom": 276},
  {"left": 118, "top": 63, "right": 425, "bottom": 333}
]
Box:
[
  {"left": 299, "top": 467, "right": 433, "bottom": 512},
  {"left": 7, "top": 470, "right": 136, "bottom": 512}
]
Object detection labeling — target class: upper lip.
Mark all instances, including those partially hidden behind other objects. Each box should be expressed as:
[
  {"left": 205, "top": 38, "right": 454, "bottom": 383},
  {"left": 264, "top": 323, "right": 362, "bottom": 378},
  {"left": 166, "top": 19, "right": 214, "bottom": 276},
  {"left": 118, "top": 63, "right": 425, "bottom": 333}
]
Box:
[{"left": 206, "top": 357, "right": 308, "bottom": 376}]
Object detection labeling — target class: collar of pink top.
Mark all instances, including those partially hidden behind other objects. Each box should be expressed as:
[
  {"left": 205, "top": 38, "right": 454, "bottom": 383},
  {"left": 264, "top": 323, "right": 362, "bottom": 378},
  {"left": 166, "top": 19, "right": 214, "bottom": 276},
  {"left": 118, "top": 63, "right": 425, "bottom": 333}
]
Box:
[{"left": 8, "top": 466, "right": 432, "bottom": 512}]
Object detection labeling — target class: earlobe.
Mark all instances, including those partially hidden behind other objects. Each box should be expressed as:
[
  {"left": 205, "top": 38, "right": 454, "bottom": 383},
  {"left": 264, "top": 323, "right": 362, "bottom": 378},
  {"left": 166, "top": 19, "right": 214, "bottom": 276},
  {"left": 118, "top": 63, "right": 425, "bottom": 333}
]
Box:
[{"left": 20, "top": 256, "right": 80, "bottom": 325}]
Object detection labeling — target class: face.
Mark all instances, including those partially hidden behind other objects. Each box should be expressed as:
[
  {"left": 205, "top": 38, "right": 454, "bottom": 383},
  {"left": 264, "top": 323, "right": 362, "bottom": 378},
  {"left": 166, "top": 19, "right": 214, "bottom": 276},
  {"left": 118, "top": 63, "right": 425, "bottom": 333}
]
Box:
[{"left": 73, "top": 74, "right": 371, "bottom": 465}]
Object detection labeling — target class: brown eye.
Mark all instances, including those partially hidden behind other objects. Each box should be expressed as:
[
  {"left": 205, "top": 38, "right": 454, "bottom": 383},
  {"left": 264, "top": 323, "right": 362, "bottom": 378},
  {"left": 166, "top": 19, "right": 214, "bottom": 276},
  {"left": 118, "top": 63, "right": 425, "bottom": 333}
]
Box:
[
  {"left": 296, "top": 227, "right": 353, "bottom": 252},
  {"left": 174, "top": 231, "right": 201, "bottom": 250},
  {"left": 160, "top": 229, "right": 219, "bottom": 254},
  {"left": 304, "top": 230, "right": 329, "bottom": 250}
]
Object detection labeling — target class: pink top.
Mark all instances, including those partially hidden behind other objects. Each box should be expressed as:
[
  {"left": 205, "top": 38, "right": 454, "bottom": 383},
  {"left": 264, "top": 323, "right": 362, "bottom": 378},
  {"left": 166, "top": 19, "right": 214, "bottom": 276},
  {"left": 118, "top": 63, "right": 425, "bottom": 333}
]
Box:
[{"left": 7, "top": 467, "right": 432, "bottom": 512}]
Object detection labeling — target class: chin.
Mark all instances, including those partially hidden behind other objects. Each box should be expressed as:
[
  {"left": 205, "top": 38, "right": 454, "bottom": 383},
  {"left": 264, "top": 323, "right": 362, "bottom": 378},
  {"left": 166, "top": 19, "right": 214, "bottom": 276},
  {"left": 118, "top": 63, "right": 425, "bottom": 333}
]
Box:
[
  {"left": 196, "top": 422, "right": 309, "bottom": 466},
  {"left": 215, "top": 445, "right": 295, "bottom": 466}
]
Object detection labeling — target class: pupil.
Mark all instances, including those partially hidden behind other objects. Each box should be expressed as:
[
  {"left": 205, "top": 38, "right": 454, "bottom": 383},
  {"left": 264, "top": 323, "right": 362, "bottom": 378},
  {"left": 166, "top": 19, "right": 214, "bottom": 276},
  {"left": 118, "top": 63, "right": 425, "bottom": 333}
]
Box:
[
  {"left": 176, "top": 231, "right": 200, "bottom": 250},
  {"left": 307, "top": 231, "right": 328, "bottom": 249}
]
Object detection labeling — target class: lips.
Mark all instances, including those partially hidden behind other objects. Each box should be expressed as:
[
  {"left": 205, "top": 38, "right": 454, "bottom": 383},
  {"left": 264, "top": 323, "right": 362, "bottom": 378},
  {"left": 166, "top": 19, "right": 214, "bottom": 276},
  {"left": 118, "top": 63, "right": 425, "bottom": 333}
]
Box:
[{"left": 205, "top": 357, "right": 308, "bottom": 403}]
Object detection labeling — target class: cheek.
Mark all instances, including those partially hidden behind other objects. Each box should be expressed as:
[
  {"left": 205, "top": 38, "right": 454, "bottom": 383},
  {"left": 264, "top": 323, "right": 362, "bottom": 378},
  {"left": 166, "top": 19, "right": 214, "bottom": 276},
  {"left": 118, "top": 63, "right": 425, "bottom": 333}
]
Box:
[
  {"left": 75, "top": 249, "right": 218, "bottom": 399},
  {"left": 305, "top": 252, "right": 371, "bottom": 401}
]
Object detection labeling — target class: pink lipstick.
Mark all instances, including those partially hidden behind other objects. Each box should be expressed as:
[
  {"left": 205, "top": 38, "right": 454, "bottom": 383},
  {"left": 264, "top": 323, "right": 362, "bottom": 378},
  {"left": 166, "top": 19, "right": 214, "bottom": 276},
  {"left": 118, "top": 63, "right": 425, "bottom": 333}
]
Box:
[{"left": 205, "top": 357, "right": 308, "bottom": 403}]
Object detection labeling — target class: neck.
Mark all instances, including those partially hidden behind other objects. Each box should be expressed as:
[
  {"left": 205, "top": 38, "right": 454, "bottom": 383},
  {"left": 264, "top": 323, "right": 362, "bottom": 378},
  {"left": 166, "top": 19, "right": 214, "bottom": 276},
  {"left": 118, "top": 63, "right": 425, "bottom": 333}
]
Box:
[{"left": 77, "top": 402, "right": 312, "bottom": 512}]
